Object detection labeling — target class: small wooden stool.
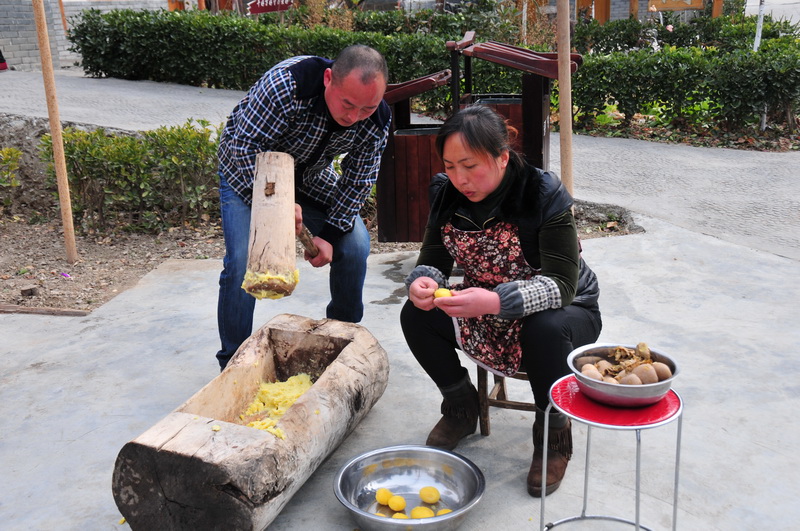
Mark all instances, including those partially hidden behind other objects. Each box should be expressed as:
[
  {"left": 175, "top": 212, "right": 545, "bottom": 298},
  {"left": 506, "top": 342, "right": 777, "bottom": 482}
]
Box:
[{"left": 476, "top": 366, "right": 536, "bottom": 436}]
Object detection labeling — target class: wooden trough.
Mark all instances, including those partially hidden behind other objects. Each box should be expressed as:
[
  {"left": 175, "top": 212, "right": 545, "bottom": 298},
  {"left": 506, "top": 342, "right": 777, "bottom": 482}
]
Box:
[{"left": 112, "top": 314, "right": 390, "bottom": 530}]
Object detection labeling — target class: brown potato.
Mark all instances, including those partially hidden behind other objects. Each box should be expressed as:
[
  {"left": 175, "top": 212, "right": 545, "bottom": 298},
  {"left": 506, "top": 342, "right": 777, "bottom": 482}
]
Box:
[
  {"left": 602, "top": 376, "right": 619, "bottom": 384},
  {"left": 632, "top": 364, "right": 659, "bottom": 384},
  {"left": 581, "top": 364, "right": 603, "bottom": 381},
  {"left": 595, "top": 360, "right": 613, "bottom": 375},
  {"left": 652, "top": 362, "right": 673, "bottom": 381},
  {"left": 619, "top": 373, "right": 643, "bottom": 385},
  {"left": 575, "top": 356, "right": 603, "bottom": 369}
]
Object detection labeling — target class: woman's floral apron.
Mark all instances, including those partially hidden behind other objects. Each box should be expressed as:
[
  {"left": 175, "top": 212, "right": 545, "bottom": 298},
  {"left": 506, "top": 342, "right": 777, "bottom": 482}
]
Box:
[{"left": 442, "top": 221, "right": 537, "bottom": 376}]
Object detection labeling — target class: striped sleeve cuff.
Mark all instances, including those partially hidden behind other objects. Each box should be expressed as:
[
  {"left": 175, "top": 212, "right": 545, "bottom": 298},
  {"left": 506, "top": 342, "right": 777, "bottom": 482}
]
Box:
[
  {"left": 494, "top": 276, "right": 562, "bottom": 319},
  {"left": 404, "top": 265, "right": 448, "bottom": 291}
]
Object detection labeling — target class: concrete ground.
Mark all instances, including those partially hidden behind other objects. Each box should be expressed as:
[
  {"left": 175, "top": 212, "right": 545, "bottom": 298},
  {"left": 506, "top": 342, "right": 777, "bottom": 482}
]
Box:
[{"left": 1, "top": 69, "right": 800, "bottom": 530}]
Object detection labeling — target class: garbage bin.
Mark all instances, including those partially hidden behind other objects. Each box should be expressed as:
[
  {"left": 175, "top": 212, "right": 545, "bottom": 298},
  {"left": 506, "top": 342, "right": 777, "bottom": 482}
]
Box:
[
  {"left": 448, "top": 34, "right": 582, "bottom": 171},
  {"left": 471, "top": 95, "right": 524, "bottom": 154},
  {"left": 376, "top": 70, "right": 451, "bottom": 243}
]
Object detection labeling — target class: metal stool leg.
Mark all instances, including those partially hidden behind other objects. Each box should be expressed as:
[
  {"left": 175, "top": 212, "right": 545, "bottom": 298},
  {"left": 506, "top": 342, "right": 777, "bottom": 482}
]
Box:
[
  {"left": 672, "top": 413, "right": 683, "bottom": 531},
  {"left": 581, "top": 426, "right": 592, "bottom": 518},
  {"left": 635, "top": 429, "right": 642, "bottom": 530}
]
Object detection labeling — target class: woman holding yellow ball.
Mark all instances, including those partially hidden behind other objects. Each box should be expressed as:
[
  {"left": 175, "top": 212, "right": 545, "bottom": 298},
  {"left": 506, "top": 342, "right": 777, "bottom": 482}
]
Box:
[{"left": 401, "top": 106, "right": 602, "bottom": 497}]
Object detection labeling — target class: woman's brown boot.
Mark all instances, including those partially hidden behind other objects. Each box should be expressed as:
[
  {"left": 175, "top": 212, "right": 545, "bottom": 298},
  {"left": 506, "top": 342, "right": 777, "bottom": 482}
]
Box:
[
  {"left": 425, "top": 375, "right": 479, "bottom": 451},
  {"left": 527, "top": 407, "right": 572, "bottom": 497}
]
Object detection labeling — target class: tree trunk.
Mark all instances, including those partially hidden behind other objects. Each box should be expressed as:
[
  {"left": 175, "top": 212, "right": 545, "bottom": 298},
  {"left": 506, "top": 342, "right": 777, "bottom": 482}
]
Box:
[{"left": 112, "top": 314, "right": 390, "bottom": 530}]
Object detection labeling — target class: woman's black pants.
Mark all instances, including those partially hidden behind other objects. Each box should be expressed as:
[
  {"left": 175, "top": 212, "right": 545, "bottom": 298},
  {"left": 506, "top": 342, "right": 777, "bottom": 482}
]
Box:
[{"left": 400, "top": 300, "right": 602, "bottom": 406}]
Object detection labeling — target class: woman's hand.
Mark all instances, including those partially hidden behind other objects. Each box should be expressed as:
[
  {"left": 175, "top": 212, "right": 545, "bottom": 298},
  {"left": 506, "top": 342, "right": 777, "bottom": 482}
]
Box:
[
  {"left": 408, "top": 276, "right": 440, "bottom": 310},
  {"left": 434, "top": 287, "right": 500, "bottom": 318}
]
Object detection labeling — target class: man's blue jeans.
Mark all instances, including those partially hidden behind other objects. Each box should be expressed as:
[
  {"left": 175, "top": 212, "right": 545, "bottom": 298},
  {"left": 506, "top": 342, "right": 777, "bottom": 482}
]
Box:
[{"left": 215, "top": 173, "right": 370, "bottom": 369}]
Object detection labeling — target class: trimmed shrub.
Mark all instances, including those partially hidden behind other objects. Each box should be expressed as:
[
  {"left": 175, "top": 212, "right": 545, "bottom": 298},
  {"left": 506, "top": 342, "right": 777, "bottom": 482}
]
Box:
[{"left": 39, "top": 121, "right": 220, "bottom": 232}]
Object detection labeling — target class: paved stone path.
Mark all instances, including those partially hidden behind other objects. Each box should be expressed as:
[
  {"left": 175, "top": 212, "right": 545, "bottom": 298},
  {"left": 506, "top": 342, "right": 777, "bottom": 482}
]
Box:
[{"left": 552, "top": 133, "right": 800, "bottom": 261}]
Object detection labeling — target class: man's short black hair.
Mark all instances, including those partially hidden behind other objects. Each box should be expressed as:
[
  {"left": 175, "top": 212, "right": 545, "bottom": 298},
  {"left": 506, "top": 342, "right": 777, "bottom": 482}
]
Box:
[{"left": 332, "top": 45, "right": 388, "bottom": 86}]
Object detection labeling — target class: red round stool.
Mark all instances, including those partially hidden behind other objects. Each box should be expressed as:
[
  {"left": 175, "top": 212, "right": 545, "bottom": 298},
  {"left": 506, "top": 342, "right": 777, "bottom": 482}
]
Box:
[{"left": 539, "top": 375, "right": 683, "bottom": 530}]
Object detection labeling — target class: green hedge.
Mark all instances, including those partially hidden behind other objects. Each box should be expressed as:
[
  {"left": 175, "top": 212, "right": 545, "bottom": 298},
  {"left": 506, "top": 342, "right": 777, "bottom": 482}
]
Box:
[
  {"left": 0, "top": 147, "right": 22, "bottom": 210},
  {"left": 68, "top": 8, "right": 523, "bottom": 114},
  {"left": 67, "top": 8, "right": 502, "bottom": 87},
  {"left": 572, "top": 43, "right": 800, "bottom": 130},
  {"left": 0, "top": 147, "right": 22, "bottom": 190},
  {"left": 255, "top": 0, "right": 520, "bottom": 40},
  {"left": 39, "top": 121, "right": 220, "bottom": 232},
  {"left": 573, "top": 14, "right": 799, "bottom": 55},
  {"left": 569, "top": 13, "right": 800, "bottom": 129},
  {"left": 69, "top": 8, "right": 800, "bottom": 130}
]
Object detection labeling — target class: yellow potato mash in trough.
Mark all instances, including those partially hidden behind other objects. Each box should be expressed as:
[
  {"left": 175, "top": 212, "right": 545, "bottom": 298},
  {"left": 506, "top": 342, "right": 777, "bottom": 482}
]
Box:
[{"left": 239, "top": 373, "right": 312, "bottom": 438}]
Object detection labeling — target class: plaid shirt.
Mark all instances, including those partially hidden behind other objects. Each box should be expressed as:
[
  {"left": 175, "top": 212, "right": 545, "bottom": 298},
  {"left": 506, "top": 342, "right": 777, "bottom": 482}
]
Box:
[{"left": 218, "top": 55, "right": 391, "bottom": 242}]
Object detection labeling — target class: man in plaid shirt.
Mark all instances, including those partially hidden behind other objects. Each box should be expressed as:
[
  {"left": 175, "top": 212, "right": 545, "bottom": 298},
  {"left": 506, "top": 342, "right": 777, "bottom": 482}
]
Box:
[{"left": 215, "top": 45, "right": 391, "bottom": 370}]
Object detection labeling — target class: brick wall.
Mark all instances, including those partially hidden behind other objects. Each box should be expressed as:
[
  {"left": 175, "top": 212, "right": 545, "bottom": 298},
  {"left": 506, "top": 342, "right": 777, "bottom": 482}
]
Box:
[{"left": 0, "top": 0, "right": 165, "bottom": 72}]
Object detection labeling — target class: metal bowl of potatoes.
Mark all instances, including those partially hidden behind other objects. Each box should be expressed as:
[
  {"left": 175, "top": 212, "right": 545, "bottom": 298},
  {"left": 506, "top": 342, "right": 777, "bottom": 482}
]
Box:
[
  {"left": 568, "top": 343, "right": 679, "bottom": 408},
  {"left": 334, "top": 445, "right": 485, "bottom": 531}
]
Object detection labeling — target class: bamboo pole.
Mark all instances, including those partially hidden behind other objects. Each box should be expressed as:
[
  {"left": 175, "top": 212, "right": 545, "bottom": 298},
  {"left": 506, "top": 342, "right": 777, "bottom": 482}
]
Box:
[
  {"left": 57, "top": 0, "right": 68, "bottom": 32},
  {"left": 556, "top": 0, "right": 574, "bottom": 196},
  {"left": 32, "top": 0, "right": 78, "bottom": 264}
]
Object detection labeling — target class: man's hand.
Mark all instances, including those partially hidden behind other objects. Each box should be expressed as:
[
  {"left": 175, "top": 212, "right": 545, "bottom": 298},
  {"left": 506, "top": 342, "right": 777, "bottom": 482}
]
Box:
[
  {"left": 306, "top": 237, "right": 333, "bottom": 267},
  {"left": 433, "top": 287, "right": 500, "bottom": 318},
  {"left": 294, "top": 204, "right": 303, "bottom": 236}
]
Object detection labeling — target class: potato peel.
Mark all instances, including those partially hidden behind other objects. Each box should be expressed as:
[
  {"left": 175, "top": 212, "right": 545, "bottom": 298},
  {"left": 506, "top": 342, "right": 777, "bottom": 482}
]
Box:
[{"left": 581, "top": 343, "right": 671, "bottom": 384}]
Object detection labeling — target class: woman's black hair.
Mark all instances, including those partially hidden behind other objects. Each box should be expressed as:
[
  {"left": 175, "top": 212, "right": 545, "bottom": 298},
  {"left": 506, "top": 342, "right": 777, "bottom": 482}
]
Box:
[{"left": 435, "top": 105, "right": 520, "bottom": 162}]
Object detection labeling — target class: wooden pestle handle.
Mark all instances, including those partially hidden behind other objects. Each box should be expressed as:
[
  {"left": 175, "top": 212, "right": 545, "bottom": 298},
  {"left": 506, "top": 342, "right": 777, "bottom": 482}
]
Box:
[{"left": 298, "top": 224, "right": 319, "bottom": 258}]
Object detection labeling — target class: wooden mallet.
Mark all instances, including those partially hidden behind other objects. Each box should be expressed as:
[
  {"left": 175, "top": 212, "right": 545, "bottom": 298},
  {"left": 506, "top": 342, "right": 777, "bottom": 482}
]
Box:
[{"left": 241, "top": 152, "right": 318, "bottom": 300}]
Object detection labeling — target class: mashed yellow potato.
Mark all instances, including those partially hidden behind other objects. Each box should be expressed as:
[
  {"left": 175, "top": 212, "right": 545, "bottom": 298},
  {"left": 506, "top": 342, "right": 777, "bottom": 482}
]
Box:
[
  {"left": 240, "top": 373, "right": 312, "bottom": 438},
  {"left": 241, "top": 269, "right": 300, "bottom": 300}
]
